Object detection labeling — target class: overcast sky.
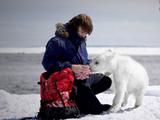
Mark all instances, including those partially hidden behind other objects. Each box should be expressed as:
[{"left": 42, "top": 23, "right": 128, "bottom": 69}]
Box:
[{"left": 0, "top": 0, "right": 160, "bottom": 47}]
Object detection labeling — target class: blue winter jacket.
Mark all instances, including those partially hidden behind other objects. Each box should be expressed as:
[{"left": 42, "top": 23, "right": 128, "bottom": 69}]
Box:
[{"left": 42, "top": 23, "right": 90, "bottom": 73}]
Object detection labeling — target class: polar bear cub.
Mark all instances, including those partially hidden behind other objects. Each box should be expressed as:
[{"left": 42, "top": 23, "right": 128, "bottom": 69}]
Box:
[{"left": 90, "top": 50, "right": 149, "bottom": 112}]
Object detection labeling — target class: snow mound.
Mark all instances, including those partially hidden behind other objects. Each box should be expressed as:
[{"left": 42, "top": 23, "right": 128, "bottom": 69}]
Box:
[
  {"left": 0, "top": 90, "right": 40, "bottom": 120},
  {"left": 0, "top": 86, "right": 160, "bottom": 120}
]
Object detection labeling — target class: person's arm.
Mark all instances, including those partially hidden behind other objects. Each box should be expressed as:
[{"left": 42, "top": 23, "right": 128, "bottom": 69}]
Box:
[{"left": 42, "top": 39, "right": 71, "bottom": 73}]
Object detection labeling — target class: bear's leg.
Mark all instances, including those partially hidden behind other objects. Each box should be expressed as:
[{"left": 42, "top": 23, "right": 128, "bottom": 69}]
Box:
[
  {"left": 109, "top": 80, "right": 127, "bottom": 112},
  {"left": 134, "top": 91, "right": 144, "bottom": 107},
  {"left": 135, "top": 78, "right": 148, "bottom": 107},
  {"left": 121, "top": 92, "right": 129, "bottom": 107}
]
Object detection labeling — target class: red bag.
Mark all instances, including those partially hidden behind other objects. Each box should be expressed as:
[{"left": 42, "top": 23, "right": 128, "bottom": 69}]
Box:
[{"left": 38, "top": 68, "right": 80, "bottom": 119}]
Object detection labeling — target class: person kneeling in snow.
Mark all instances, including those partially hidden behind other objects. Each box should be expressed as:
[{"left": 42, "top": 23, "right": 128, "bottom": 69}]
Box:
[{"left": 42, "top": 14, "right": 112, "bottom": 115}]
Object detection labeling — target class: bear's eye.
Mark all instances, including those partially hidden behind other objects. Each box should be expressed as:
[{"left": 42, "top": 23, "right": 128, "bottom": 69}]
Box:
[{"left": 95, "top": 61, "right": 99, "bottom": 65}]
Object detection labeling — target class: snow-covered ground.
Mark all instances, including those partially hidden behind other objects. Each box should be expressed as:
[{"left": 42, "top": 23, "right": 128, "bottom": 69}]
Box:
[{"left": 0, "top": 86, "right": 160, "bottom": 120}]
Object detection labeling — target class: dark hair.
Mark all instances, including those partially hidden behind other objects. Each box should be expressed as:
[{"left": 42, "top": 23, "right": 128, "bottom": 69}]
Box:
[{"left": 68, "top": 14, "right": 93, "bottom": 35}]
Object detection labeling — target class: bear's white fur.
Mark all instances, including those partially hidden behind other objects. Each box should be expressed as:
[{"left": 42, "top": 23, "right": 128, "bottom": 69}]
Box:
[{"left": 90, "top": 50, "right": 149, "bottom": 112}]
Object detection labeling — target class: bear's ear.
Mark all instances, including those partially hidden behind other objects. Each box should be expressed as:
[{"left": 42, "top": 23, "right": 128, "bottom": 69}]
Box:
[{"left": 104, "top": 49, "right": 116, "bottom": 58}]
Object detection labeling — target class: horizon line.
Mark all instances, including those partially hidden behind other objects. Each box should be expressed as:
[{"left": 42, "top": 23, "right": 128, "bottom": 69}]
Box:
[{"left": 0, "top": 47, "right": 160, "bottom": 55}]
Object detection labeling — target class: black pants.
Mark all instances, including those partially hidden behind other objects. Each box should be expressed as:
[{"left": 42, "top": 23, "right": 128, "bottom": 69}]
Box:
[{"left": 74, "top": 73, "right": 112, "bottom": 114}]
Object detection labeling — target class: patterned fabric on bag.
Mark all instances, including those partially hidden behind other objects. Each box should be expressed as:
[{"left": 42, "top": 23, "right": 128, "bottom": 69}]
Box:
[{"left": 38, "top": 68, "right": 80, "bottom": 120}]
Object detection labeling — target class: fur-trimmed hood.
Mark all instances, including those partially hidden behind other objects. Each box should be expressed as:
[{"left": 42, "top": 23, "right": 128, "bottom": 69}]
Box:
[
  {"left": 55, "top": 23, "right": 69, "bottom": 38},
  {"left": 55, "top": 23, "right": 86, "bottom": 46}
]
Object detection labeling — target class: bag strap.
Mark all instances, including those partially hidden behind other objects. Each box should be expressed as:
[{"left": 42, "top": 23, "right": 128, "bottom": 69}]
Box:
[{"left": 54, "top": 80, "right": 66, "bottom": 107}]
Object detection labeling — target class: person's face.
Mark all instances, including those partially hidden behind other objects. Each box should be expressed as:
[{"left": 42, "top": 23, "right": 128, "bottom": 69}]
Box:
[{"left": 77, "top": 27, "right": 88, "bottom": 38}]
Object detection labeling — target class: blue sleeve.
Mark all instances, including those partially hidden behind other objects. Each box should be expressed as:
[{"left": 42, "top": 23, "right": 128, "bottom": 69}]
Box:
[{"left": 42, "top": 38, "right": 71, "bottom": 73}]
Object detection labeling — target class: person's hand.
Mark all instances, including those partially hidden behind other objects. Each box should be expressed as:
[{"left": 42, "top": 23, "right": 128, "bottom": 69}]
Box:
[{"left": 71, "top": 65, "right": 91, "bottom": 80}]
